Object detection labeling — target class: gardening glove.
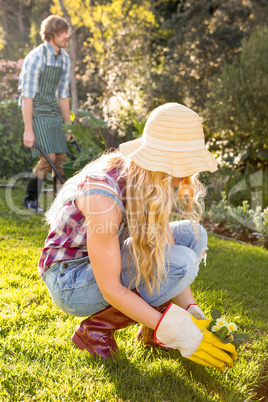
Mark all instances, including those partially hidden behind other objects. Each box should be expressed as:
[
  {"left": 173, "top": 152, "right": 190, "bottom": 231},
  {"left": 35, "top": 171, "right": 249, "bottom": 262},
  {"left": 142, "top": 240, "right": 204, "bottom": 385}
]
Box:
[
  {"left": 154, "top": 303, "right": 238, "bottom": 371},
  {"left": 192, "top": 317, "right": 239, "bottom": 362},
  {"left": 186, "top": 303, "right": 207, "bottom": 320}
]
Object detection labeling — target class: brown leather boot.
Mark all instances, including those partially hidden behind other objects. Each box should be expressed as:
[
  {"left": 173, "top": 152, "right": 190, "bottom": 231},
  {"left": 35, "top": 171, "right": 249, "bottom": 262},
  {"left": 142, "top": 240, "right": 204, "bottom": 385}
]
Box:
[
  {"left": 71, "top": 304, "right": 136, "bottom": 359},
  {"left": 137, "top": 301, "right": 171, "bottom": 350}
]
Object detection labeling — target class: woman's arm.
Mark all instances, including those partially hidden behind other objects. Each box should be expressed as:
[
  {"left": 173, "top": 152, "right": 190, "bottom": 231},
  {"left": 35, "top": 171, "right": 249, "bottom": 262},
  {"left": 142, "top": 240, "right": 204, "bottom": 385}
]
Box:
[{"left": 76, "top": 191, "right": 162, "bottom": 329}]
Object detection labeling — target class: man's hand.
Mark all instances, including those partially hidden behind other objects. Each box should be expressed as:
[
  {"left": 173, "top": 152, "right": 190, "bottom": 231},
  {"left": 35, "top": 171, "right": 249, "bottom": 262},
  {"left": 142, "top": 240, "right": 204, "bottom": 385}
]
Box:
[
  {"left": 65, "top": 131, "right": 74, "bottom": 141},
  {"left": 23, "top": 129, "right": 35, "bottom": 147}
]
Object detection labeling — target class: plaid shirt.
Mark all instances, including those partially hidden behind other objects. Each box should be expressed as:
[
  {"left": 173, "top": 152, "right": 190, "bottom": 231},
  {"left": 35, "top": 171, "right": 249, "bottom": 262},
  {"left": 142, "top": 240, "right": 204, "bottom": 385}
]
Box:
[
  {"left": 38, "top": 169, "right": 126, "bottom": 277},
  {"left": 19, "top": 41, "right": 70, "bottom": 100}
]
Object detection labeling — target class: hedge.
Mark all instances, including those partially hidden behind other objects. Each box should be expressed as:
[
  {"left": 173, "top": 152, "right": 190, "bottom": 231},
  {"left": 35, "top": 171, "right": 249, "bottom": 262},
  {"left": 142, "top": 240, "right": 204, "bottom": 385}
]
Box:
[{"left": 0, "top": 100, "right": 35, "bottom": 178}]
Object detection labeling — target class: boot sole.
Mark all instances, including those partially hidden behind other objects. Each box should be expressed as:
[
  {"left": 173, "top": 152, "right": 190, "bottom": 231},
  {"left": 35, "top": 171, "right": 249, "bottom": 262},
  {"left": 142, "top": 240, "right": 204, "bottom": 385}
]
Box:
[
  {"left": 71, "top": 332, "right": 97, "bottom": 357},
  {"left": 71, "top": 332, "right": 118, "bottom": 359}
]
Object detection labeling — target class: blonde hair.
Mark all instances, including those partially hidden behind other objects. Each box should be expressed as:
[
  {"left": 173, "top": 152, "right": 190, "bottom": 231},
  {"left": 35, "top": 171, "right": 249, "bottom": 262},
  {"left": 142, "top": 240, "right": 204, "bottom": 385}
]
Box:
[
  {"left": 45, "top": 150, "right": 206, "bottom": 294},
  {"left": 124, "top": 163, "right": 205, "bottom": 294}
]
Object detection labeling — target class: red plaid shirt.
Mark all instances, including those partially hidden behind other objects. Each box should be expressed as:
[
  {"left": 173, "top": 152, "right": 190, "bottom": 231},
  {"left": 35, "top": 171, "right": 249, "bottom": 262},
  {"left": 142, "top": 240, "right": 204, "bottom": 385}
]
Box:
[{"left": 38, "top": 169, "right": 126, "bottom": 277}]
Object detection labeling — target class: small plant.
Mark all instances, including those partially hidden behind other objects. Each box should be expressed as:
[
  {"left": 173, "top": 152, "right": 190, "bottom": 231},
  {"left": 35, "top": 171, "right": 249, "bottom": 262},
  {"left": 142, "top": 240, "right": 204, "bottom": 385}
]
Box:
[
  {"left": 209, "top": 191, "right": 229, "bottom": 223},
  {"left": 253, "top": 207, "right": 268, "bottom": 242},
  {"left": 63, "top": 109, "right": 108, "bottom": 168},
  {"left": 133, "top": 118, "right": 146, "bottom": 139},
  {"left": 209, "top": 192, "right": 268, "bottom": 244},
  {"left": 209, "top": 309, "right": 250, "bottom": 346},
  {"left": 226, "top": 200, "right": 257, "bottom": 236}
]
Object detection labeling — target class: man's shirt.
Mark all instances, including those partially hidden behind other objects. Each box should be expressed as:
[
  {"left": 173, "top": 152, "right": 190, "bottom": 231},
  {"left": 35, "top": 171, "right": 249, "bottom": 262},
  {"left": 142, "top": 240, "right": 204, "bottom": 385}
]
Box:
[{"left": 19, "top": 41, "right": 71, "bottom": 99}]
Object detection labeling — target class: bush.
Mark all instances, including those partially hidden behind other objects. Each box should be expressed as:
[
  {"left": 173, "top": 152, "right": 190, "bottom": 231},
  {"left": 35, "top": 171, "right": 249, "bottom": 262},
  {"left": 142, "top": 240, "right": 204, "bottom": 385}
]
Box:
[
  {"left": 0, "top": 59, "right": 23, "bottom": 102},
  {"left": 63, "top": 109, "right": 108, "bottom": 168},
  {"left": 205, "top": 27, "right": 268, "bottom": 170},
  {"left": 0, "top": 100, "right": 34, "bottom": 178}
]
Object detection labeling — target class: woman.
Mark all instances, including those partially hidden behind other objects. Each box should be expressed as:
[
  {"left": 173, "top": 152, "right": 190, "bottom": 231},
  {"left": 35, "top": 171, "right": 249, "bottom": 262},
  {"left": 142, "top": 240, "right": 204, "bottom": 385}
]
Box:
[{"left": 39, "top": 103, "right": 237, "bottom": 370}]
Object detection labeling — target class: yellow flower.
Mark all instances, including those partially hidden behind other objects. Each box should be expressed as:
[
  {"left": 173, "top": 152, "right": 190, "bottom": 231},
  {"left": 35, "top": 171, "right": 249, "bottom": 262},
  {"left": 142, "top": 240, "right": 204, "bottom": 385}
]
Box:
[
  {"left": 211, "top": 324, "right": 220, "bottom": 332},
  {"left": 211, "top": 317, "right": 227, "bottom": 333},
  {"left": 227, "top": 322, "right": 238, "bottom": 332},
  {"left": 216, "top": 317, "right": 227, "bottom": 327}
]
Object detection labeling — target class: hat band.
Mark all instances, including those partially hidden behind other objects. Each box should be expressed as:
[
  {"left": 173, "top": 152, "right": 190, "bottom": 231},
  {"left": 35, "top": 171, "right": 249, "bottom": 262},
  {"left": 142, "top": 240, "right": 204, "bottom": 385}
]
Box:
[{"left": 142, "top": 134, "right": 205, "bottom": 151}]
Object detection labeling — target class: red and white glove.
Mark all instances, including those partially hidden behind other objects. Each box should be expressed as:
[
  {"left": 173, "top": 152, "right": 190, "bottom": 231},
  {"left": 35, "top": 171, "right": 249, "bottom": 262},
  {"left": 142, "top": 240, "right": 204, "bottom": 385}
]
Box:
[
  {"left": 154, "top": 303, "right": 238, "bottom": 370},
  {"left": 186, "top": 303, "right": 207, "bottom": 320}
]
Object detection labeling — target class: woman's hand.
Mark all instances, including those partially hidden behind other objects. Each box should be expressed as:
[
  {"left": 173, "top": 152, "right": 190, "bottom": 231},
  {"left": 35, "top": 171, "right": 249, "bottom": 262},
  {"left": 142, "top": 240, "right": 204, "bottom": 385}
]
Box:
[{"left": 155, "top": 303, "right": 238, "bottom": 371}]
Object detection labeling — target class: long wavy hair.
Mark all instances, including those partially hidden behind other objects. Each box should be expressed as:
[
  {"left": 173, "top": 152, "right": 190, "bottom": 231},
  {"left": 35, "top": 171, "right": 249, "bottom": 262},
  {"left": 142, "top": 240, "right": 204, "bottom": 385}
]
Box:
[{"left": 45, "top": 150, "right": 206, "bottom": 294}]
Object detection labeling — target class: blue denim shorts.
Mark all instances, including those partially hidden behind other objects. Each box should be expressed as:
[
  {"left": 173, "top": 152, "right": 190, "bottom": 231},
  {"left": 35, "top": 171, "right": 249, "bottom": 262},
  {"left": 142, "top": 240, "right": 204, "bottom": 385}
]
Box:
[{"left": 43, "top": 221, "right": 207, "bottom": 317}]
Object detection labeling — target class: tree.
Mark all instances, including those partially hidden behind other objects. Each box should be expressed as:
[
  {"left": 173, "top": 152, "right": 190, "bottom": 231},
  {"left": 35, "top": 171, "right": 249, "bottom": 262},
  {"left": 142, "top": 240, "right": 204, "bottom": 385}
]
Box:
[
  {"left": 204, "top": 27, "right": 268, "bottom": 170},
  {"left": 51, "top": 0, "right": 160, "bottom": 145},
  {"left": 57, "top": 0, "right": 79, "bottom": 112},
  {"left": 152, "top": 0, "right": 268, "bottom": 111},
  {"left": 0, "top": 0, "right": 53, "bottom": 59}
]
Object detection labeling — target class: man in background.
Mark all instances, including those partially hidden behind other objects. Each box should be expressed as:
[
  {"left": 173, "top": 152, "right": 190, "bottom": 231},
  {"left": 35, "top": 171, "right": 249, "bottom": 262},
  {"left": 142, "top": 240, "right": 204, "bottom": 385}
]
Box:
[{"left": 19, "top": 14, "right": 71, "bottom": 212}]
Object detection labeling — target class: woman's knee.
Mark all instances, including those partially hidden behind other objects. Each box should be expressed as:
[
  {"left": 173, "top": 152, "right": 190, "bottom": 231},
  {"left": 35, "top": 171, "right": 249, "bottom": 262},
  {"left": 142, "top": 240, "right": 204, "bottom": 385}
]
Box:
[
  {"left": 167, "top": 245, "right": 199, "bottom": 287},
  {"left": 170, "top": 220, "right": 207, "bottom": 252},
  {"left": 197, "top": 223, "right": 208, "bottom": 249}
]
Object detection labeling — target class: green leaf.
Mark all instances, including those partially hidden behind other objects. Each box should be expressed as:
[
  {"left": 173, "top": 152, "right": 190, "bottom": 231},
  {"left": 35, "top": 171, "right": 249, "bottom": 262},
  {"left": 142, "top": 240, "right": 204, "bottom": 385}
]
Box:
[
  {"left": 216, "top": 326, "right": 229, "bottom": 342},
  {"left": 211, "top": 309, "right": 222, "bottom": 320},
  {"left": 208, "top": 319, "right": 216, "bottom": 331},
  {"left": 76, "top": 109, "right": 108, "bottom": 128},
  {"left": 231, "top": 333, "right": 250, "bottom": 346}
]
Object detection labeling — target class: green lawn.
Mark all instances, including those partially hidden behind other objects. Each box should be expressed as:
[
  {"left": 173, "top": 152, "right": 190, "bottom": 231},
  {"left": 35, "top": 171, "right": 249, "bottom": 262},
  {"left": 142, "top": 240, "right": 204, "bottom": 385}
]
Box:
[{"left": 0, "top": 185, "right": 267, "bottom": 401}]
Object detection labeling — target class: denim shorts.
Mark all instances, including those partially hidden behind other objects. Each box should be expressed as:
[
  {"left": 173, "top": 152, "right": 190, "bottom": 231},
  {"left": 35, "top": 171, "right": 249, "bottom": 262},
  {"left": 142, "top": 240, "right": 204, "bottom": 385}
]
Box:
[{"left": 42, "top": 221, "right": 207, "bottom": 317}]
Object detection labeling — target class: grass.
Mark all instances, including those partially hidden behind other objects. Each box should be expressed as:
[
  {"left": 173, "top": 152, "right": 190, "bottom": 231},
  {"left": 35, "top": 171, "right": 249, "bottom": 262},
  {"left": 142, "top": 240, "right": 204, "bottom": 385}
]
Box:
[{"left": 0, "top": 183, "right": 267, "bottom": 401}]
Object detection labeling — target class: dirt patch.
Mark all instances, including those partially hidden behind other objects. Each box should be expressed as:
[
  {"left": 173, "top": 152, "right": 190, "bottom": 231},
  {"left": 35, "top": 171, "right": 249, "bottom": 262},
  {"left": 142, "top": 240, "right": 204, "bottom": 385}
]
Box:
[
  {"left": 201, "top": 218, "right": 268, "bottom": 249},
  {"left": 250, "top": 360, "right": 268, "bottom": 401},
  {"left": 252, "top": 378, "right": 268, "bottom": 401}
]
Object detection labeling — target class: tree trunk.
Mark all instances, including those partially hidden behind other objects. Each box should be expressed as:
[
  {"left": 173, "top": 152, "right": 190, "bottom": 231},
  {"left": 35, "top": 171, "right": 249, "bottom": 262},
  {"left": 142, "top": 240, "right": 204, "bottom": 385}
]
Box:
[
  {"left": 58, "top": 0, "right": 79, "bottom": 112},
  {"left": 18, "top": 0, "right": 24, "bottom": 34},
  {"left": 0, "top": 2, "right": 9, "bottom": 37}
]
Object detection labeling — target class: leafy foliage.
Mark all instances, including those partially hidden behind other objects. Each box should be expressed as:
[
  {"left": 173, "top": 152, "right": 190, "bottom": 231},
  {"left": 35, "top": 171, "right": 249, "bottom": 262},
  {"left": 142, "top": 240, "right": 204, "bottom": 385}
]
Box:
[
  {"left": 209, "top": 309, "right": 250, "bottom": 346},
  {"left": 0, "top": 0, "right": 267, "bottom": 180},
  {"left": 209, "top": 192, "right": 268, "bottom": 244},
  {"left": 51, "top": 0, "right": 159, "bottom": 144},
  {"left": 205, "top": 27, "right": 268, "bottom": 169},
  {"left": 0, "top": 59, "right": 23, "bottom": 101},
  {"left": 0, "top": 100, "right": 34, "bottom": 178},
  {"left": 63, "top": 109, "right": 108, "bottom": 168},
  {"left": 210, "top": 191, "right": 229, "bottom": 223},
  {"left": 0, "top": 0, "right": 52, "bottom": 59}
]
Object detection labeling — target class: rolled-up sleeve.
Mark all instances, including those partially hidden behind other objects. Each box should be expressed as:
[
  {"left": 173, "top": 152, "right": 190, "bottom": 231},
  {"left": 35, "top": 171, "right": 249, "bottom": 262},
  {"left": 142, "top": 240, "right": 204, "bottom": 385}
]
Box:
[
  {"left": 19, "top": 51, "right": 43, "bottom": 98},
  {"left": 58, "top": 54, "right": 71, "bottom": 98}
]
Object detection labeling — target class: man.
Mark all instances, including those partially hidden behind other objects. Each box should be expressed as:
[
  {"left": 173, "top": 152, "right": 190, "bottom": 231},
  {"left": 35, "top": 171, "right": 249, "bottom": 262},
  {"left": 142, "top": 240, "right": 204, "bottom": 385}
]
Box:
[{"left": 19, "top": 15, "right": 71, "bottom": 212}]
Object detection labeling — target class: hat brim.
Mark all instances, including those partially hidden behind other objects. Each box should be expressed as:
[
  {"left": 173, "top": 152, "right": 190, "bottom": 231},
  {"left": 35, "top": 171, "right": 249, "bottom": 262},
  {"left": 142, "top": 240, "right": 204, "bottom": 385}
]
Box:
[{"left": 120, "top": 138, "right": 218, "bottom": 177}]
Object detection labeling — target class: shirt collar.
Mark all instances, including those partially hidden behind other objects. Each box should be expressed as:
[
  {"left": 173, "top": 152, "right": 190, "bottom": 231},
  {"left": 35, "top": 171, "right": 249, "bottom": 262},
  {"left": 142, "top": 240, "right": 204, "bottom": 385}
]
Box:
[{"left": 45, "top": 41, "right": 62, "bottom": 57}]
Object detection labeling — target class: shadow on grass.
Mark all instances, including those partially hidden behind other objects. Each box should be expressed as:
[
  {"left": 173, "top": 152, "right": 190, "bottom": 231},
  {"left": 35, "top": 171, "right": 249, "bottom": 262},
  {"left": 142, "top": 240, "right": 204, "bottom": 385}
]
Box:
[{"left": 80, "top": 344, "right": 249, "bottom": 402}]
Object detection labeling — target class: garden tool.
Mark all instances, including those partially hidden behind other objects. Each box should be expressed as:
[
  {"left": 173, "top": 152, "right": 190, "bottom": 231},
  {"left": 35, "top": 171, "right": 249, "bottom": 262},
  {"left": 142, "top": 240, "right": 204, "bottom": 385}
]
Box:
[
  {"left": 23, "top": 173, "right": 44, "bottom": 213},
  {"left": 154, "top": 303, "right": 238, "bottom": 371},
  {"left": 71, "top": 304, "right": 136, "bottom": 359}
]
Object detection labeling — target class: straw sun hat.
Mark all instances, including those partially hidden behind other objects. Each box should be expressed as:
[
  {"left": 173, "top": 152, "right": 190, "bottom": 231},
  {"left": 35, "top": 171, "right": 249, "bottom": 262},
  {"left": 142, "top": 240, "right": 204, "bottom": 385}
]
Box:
[{"left": 120, "top": 102, "right": 218, "bottom": 177}]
